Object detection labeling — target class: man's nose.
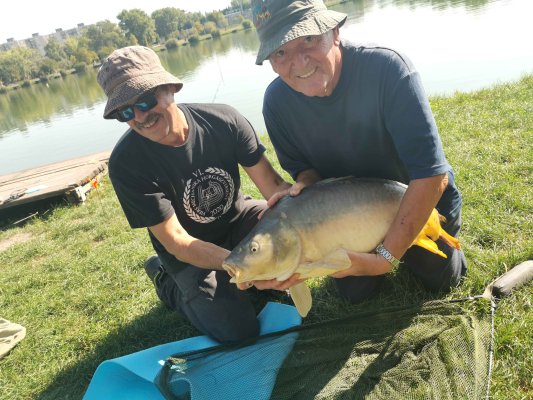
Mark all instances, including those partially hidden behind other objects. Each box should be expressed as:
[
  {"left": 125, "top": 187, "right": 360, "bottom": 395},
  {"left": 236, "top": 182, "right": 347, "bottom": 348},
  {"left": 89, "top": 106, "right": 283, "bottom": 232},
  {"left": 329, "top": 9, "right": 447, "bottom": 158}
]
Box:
[
  {"left": 133, "top": 107, "right": 149, "bottom": 121},
  {"left": 293, "top": 49, "right": 309, "bottom": 67}
]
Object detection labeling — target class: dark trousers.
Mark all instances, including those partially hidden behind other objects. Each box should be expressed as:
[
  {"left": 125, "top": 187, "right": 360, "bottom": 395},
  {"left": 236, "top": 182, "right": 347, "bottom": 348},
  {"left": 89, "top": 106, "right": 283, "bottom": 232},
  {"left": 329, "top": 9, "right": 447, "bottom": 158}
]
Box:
[
  {"left": 333, "top": 214, "right": 467, "bottom": 303},
  {"left": 155, "top": 199, "right": 267, "bottom": 344}
]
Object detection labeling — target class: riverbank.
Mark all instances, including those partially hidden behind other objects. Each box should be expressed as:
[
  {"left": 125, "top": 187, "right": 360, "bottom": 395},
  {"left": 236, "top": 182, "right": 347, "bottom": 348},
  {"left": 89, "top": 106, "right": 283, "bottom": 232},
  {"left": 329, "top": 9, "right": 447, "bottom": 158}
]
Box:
[{"left": 0, "top": 75, "right": 531, "bottom": 399}]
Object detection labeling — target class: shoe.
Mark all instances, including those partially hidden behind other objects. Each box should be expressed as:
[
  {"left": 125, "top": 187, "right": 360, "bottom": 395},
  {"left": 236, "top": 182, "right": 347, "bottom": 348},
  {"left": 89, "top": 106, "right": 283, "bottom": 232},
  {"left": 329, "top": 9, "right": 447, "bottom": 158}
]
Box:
[{"left": 144, "top": 255, "right": 164, "bottom": 288}]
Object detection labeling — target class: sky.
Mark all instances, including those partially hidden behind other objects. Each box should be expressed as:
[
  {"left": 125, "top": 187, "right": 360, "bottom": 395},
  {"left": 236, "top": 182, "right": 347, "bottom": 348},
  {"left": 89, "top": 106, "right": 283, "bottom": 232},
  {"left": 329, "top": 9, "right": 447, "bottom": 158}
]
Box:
[{"left": 2, "top": 0, "right": 233, "bottom": 42}]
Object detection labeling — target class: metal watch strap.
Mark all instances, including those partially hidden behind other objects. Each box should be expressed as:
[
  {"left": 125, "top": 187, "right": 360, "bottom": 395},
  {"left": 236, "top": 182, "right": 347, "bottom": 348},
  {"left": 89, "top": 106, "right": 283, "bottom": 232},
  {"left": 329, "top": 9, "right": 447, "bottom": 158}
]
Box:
[{"left": 375, "top": 243, "right": 401, "bottom": 268}]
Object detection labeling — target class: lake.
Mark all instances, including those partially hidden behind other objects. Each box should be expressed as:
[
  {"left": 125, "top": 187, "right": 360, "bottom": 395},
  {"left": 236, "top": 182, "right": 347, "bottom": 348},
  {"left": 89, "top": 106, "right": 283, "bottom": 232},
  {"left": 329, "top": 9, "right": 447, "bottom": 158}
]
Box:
[{"left": 0, "top": 0, "right": 531, "bottom": 175}]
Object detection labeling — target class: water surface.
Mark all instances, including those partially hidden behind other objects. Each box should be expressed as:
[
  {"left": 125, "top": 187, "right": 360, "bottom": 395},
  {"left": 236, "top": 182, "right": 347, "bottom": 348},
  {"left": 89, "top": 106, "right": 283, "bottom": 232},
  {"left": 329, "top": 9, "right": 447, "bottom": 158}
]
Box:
[{"left": 0, "top": 0, "right": 531, "bottom": 175}]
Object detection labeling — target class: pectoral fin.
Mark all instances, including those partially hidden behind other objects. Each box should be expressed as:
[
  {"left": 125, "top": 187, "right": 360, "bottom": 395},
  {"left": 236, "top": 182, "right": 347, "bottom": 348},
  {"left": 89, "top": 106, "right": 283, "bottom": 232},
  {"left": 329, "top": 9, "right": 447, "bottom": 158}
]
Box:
[
  {"left": 289, "top": 282, "right": 312, "bottom": 317},
  {"left": 296, "top": 248, "right": 352, "bottom": 279}
]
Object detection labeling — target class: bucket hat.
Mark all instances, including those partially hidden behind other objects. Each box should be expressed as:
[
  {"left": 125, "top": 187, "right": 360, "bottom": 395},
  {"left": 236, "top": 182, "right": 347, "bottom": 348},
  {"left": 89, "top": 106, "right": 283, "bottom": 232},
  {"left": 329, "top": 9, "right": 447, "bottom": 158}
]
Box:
[
  {"left": 252, "top": 0, "right": 347, "bottom": 65},
  {"left": 97, "top": 46, "right": 183, "bottom": 119}
]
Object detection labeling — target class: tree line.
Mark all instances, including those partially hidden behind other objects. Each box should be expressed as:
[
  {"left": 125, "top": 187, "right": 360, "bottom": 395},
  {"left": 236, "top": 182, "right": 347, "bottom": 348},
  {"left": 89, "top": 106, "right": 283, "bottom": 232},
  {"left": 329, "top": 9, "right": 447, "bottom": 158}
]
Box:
[{"left": 0, "top": 1, "right": 252, "bottom": 89}]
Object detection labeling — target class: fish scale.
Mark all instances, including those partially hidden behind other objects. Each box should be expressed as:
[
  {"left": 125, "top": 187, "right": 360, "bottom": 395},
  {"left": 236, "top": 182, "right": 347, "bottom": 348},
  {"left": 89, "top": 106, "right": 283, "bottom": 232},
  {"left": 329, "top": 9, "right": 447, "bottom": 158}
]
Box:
[{"left": 223, "top": 177, "right": 460, "bottom": 317}]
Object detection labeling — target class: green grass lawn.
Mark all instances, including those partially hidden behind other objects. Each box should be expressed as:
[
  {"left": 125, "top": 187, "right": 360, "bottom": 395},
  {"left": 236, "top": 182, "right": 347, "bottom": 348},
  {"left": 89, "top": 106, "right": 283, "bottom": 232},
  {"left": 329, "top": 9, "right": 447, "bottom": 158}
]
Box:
[{"left": 0, "top": 75, "right": 531, "bottom": 399}]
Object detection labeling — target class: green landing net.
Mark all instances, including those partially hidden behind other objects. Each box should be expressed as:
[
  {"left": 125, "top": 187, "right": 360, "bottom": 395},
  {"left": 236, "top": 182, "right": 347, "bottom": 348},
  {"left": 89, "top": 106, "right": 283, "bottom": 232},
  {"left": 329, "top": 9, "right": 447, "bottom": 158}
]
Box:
[{"left": 156, "top": 297, "right": 494, "bottom": 400}]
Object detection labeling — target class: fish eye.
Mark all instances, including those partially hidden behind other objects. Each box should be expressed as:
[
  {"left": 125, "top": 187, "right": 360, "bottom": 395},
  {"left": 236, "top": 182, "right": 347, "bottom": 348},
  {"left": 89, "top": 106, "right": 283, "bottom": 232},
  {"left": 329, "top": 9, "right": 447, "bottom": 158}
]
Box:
[{"left": 250, "top": 241, "right": 260, "bottom": 253}]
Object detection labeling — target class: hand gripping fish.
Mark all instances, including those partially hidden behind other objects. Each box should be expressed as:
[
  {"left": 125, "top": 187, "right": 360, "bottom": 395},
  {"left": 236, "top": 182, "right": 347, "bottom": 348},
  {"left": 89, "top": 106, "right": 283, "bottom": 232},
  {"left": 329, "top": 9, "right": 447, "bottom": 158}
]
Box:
[{"left": 222, "top": 177, "right": 461, "bottom": 317}]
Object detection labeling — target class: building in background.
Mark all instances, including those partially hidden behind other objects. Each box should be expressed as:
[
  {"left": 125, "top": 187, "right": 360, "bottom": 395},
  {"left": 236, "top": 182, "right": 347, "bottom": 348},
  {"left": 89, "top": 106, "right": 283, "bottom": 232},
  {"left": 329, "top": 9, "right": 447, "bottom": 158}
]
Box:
[{"left": 0, "top": 24, "right": 85, "bottom": 55}]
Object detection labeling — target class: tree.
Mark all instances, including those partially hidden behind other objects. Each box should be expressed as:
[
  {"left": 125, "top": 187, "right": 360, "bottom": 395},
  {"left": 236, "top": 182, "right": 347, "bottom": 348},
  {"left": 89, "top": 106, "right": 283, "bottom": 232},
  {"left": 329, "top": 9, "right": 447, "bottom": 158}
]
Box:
[
  {"left": 83, "top": 20, "right": 128, "bottom": 58},
  {"left": 0, "top": 48, "right": 39, "bottom": 85},
  {"left": 206, "top": 11, "right": 228, "bottom": 30},
  {"left": 152, "top": 7, "right": 186, "bottom": 41},
  {"left": 62, "top": 37, "right": 98, "bottom": 65},
  {"left": 117, "top": 9, "right": 158, "bottom": 46},
  {"left": 44, "top": 38, "right": 67, "bottom": 62}
]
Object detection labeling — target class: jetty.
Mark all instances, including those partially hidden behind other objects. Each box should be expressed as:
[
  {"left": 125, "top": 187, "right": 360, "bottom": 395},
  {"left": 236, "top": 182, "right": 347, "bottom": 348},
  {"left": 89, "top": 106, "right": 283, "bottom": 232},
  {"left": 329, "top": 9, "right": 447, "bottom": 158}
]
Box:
[{"left": 0, "top": 151, "right": 110, "bottom": 211}]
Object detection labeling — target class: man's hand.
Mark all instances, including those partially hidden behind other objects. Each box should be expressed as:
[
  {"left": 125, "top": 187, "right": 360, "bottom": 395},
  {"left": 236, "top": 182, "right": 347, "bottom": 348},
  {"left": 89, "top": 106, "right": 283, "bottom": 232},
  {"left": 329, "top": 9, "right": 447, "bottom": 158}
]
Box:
[
  {"left": 266, "top": 182, "right": 307, "bottom": 208},
  {"left": 330, "top": 251, "right": 392, "bottom": 278},
  {"left": 236, "top": 273, "right": 303, "bottom": 291}
]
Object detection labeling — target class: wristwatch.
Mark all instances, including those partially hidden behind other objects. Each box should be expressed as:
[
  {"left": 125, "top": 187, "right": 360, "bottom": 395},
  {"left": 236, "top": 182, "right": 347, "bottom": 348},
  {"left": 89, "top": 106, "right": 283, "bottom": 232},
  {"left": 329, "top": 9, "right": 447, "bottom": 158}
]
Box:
[{"left": 375, "top": 243, "right": 401, "bottom": 268}]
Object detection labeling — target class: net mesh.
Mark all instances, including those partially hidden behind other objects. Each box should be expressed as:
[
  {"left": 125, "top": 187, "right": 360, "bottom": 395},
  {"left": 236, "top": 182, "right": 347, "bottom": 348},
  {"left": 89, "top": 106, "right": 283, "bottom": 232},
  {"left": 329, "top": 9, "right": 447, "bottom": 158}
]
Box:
[{"left": 156, "top": 298, "right": 494, "bottom": 400}]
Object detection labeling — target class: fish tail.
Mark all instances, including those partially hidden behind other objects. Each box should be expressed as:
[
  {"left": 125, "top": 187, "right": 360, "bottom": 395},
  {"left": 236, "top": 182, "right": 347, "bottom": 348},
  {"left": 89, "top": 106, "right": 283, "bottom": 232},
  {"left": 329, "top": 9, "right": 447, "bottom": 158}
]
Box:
[{"left": 412, "top": 209, "right": 461, "bottom": 258}]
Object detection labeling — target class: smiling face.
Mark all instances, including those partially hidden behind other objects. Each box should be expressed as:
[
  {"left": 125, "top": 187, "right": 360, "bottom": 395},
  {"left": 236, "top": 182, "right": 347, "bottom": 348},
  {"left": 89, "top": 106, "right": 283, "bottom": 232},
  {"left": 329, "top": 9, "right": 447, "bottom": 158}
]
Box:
[
  {"left": 125, "top": 85, "right": 184, "bottom": 145},
  {"left": 268, "top": 28, "right": 342, "bottom": 97}
]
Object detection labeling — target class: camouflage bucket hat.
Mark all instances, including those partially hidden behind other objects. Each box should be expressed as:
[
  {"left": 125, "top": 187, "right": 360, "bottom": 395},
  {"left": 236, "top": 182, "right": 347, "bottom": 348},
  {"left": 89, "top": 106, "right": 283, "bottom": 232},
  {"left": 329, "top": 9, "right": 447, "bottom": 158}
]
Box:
[
  {"left": 97, "top": 46, "right": 183, "bottom": 119},
  {"left": 252, "top": 0, "right": 347, "bottom": 65}
]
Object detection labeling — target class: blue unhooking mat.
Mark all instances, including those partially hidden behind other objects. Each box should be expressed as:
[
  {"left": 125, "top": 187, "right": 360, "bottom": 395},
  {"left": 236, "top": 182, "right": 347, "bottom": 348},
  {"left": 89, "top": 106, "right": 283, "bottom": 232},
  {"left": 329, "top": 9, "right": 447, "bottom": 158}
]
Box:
[{"left": 83, "top": 302, "right": 301, "bottom": 400}]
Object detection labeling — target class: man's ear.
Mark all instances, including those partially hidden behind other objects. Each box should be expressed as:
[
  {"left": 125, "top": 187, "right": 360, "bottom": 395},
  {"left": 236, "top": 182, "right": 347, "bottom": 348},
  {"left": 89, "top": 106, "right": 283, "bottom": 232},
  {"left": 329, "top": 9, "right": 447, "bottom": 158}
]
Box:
[
  {"left": 332, "top": 26, "right": 341, "bottom": 45},
  {"left": 169, "top": 84, "right": 181, "bottom": 94}
]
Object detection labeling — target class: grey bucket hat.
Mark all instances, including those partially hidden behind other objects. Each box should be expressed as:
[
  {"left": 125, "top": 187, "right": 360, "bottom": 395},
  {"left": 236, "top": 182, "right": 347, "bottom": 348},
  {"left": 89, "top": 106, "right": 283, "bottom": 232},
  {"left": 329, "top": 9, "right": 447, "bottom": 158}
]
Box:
[
  {"left": 252, "top": 0, "right": 347, "bottom": 65},
  {"left": 97, "top": 46, "right": 183, "bottom": 119}
]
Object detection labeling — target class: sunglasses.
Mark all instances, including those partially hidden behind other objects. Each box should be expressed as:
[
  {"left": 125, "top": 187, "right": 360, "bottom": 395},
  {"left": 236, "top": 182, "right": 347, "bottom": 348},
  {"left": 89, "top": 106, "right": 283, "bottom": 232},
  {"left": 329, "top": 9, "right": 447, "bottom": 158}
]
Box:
[{"left": 110, "top": 90, "right": 158, "bottom": 122}]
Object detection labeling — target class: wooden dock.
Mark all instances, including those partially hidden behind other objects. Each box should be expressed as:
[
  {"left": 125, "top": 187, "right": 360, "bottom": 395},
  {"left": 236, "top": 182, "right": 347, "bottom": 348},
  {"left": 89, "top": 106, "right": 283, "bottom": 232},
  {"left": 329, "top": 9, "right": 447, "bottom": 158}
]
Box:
[{"left": 0, "top": 151, "right": 110, "bottom": 211}]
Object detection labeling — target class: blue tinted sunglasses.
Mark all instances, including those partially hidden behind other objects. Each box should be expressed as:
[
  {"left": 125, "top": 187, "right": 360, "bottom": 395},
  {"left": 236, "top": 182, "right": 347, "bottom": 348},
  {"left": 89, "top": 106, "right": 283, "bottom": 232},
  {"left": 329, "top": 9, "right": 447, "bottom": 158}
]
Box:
[{"left": 110, "top": 90, "right": 158, "bottom": 122}]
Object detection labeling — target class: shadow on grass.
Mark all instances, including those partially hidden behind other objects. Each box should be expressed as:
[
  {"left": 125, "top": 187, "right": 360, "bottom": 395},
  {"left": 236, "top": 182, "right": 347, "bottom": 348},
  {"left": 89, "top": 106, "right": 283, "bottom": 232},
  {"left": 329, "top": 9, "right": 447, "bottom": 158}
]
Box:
[
  {"left": 35, "top": 267, "right": 447, "bottom": 399},
  {"left": 0, "top": 196, "right": 65, "bottom": 230},
  {"left": 35, "top": 304, "right": 196, "bottom": 400},
  {"left": 35, "top": 290, "right": 288, "bottom": 400}
]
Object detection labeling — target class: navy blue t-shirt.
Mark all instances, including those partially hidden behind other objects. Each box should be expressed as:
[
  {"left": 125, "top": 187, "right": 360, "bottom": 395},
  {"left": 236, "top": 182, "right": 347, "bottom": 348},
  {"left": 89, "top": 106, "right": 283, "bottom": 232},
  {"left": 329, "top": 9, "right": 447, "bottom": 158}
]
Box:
[{"left": 263, "top": 41, "right": 461, "bottom": 220}]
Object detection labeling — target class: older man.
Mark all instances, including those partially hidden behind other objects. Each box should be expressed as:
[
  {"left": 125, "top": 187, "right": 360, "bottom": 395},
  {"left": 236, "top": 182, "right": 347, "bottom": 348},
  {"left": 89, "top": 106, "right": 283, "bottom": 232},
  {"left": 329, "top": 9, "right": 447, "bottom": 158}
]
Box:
[
  {"left": 249, "top": 0, "right": 467, "bottom": 302},
  {"left": 97, "top": 46, "right": 295, "bottom": 343}
]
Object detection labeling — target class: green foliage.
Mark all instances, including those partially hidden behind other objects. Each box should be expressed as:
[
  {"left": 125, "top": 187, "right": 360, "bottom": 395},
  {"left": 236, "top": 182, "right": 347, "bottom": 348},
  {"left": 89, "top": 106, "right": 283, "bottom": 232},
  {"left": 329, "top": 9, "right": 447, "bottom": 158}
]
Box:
[
  {"left": 44, "top": 38, "right": 67, "bottom": 62},
  {"left": 0, "top": 47, "right": 41, "bottom": 85},
  {"left": 206, "top": 11, "right": 229, "bottom": 29},
  {"left": 117, "top": 8, "right": 158, "bottom": 46},
  {"left": 188, "top": 34, "right": 200, "bottom": 45},
  {"left": 73, "top": 62, "right": 87, "bottom": 73},
  {"left": 0, "top": 85, "right": 6, "bottom": 93},
  {"left": 21, "top": 80, "right": 31, "bottom": 87},
  {"left": 211, "top": 29, "right": 221, "bottom": 39},
  {"left": 84, "top": 21, "right": 129, "bottom": 59},
  {"left": 38, "top": 59, "right": 57, "bottom": 77},
  {"left": 152, "top": 7, "right": 186, "bottom": 41},
  {"left": 203, "top": 21, "right": 217, "bottom": 35},
  {"left": 242, "top": 19, "right": 253, "bottom": 30},
  {"left": 165, "top": 38, "right": 179, "bottom": 50}
]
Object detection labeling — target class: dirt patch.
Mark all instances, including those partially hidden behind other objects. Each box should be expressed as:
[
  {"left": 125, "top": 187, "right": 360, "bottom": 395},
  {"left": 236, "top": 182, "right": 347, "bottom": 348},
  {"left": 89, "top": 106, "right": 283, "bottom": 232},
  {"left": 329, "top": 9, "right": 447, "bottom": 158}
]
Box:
[{"left": 0, "top": 233, "right": 33, "bottom": 252}]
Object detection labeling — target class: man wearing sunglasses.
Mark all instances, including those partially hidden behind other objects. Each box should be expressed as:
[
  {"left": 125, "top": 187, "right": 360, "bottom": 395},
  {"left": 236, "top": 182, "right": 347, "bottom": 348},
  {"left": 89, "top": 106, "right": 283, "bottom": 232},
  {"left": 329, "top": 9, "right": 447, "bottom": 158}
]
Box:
[{"left": 97, "top": 46, "right": 298, "bottom": 343}]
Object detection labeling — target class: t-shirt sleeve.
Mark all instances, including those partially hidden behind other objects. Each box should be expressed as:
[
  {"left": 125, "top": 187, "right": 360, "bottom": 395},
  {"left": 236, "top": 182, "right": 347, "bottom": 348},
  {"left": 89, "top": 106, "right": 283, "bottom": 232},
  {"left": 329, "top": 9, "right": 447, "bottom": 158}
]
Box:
[
  {"left": 229, "top": 106, "right": 266, "bottom": 167},
  {"left": 383, "top": 53, "right": 449, "bottom": 180},
  {"left": 263, "top": 91, "right": 311, "bottom": 180},
  {"left": 109, "top": 161, "right": 174, "bottom": 229}
]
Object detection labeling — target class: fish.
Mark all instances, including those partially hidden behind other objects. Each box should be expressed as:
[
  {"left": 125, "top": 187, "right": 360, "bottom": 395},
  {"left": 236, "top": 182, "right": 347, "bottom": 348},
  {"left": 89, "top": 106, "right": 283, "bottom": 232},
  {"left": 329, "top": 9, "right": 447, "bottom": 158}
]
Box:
[{"left": 222, "top": 177, "right": 461, "bottom": 317}]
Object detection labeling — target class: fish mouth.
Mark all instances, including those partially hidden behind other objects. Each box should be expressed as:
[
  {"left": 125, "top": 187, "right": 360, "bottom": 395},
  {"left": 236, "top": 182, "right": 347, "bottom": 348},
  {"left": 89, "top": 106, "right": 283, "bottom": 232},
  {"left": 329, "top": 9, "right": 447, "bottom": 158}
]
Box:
[{"left": 221, "top": 262, "right": 241, "bottom": 282}]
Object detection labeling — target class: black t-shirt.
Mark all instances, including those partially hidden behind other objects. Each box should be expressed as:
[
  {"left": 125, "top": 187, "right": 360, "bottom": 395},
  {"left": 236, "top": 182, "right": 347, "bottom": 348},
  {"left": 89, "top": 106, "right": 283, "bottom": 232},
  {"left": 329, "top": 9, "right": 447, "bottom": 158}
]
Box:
[{"left": 109, "top": 103, "right": 265, "bottom": 269}]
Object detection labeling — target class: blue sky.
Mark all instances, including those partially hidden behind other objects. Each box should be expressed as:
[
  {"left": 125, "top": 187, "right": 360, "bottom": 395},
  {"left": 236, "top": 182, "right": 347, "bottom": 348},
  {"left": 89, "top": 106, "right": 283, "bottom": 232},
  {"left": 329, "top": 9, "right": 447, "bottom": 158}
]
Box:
[{"left": 2, "top": 0, "right": 233, "bottom": 42}]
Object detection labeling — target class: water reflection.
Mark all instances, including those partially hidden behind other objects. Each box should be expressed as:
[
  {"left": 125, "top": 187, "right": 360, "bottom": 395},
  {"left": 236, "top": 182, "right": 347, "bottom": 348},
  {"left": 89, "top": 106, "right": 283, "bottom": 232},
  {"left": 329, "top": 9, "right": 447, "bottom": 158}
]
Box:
[
  {"left": 0, "top": 0, "right": 531, "bottom": 175},
  {"left": 0, "top": 70, "right": 103, "bottom": 137}
]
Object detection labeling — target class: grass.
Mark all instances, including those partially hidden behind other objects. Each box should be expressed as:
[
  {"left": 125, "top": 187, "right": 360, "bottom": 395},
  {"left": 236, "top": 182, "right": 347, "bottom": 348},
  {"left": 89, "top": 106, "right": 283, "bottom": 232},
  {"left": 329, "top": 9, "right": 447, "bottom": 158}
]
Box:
[{"left": 1, "top": 75, "right": 532, "bottom": 399}]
